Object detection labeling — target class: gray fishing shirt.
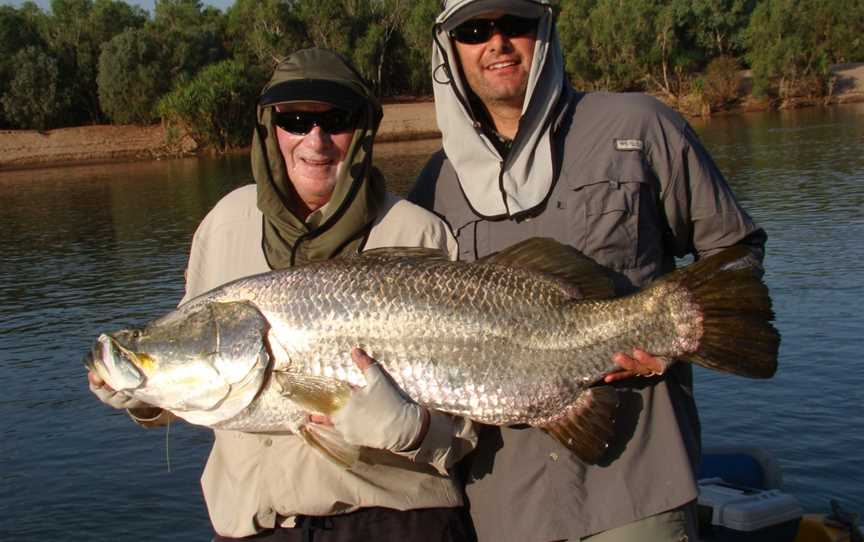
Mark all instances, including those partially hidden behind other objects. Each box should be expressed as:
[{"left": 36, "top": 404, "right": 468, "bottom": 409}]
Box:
[{"left": 410, "top": 90, "right": 767, "bottom": 541}]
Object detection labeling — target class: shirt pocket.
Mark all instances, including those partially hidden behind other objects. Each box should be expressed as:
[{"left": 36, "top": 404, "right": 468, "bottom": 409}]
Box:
[{"left": 567, "top": 155, "right": 662, "bottom": 272}]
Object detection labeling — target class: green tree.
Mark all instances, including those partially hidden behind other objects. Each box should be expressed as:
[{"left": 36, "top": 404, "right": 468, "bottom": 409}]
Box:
[
  {"left": 294, "top": 0, "right": 361, "bottom": 56},
  {"left": 0, "top": 5, "right": 45, "bottom": 126},
  {"left": 225, "top": 0, "right": 306, "bottom": 71},
  {"left": 157, "top": 59, "right": 260, "bottom": 152},
  {"left": 401, "top": 0, "right": 439, "bottom": 94},
  {"left": 351, "top": 0, "right": 411, "bottom": 95},
  {"left": 745, "top": 0, "right": 851, "bottom": 101},
  {"left": 97, "top": 28, "right": 169, "bottom": 125},
  {"left": 38, "top": 0, "right": 146, "bottom": 125},
  {"left": 150, "top": 0, "right": 227, "bottom": 83},
  {"left": 1, "top": 45, "right": 68, "bottom": 130},
  {"left": 685, "top": 0, "right": 755, "bottom": 58},
  {"left": 559, "top": 0, "right": 657, "bottom": 91}
]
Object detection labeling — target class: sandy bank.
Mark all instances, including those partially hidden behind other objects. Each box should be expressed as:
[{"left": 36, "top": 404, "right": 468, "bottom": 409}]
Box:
[
  {"left": 2, "top": 64, "right": 863, "bottom": 171},
  {"left": 0, "top": 100, "right": 441, "bottom": 171}
]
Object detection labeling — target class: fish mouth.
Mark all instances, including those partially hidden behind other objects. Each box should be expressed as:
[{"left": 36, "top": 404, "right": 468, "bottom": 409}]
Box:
[{"left": 84, "top": 333, "right": 145, "bottom": 391}]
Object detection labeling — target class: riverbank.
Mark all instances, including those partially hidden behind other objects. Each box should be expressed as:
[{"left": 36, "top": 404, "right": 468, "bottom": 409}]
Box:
[{"left": 2, "top": 64, "right": 862, "bottom": 171}]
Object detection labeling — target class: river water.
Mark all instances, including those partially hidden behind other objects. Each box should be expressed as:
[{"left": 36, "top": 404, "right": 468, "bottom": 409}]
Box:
[{"left": 1, "top": 104, "right": 862, "bottom": 540}]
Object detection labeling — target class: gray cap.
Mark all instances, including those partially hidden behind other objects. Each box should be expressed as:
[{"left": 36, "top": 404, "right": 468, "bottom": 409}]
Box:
[{"left": 440, "top": 0, "right": 549, "bottom": 31}]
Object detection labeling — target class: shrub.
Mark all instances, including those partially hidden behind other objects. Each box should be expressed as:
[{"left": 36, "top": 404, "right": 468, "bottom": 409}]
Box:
[
  {"left": 157, "top": 59, "right": 262, "bottom": 152},
  {"left": 703, "top": 55, "right": 742, "bottom": 109},
  {"left": 1, "top": 46, "right": 68, "bottom": 130}
]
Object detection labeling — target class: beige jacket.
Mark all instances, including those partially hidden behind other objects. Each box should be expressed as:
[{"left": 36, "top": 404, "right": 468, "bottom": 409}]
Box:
[{"left": 180, "top": 185, "right": 475, "bottom": 537}]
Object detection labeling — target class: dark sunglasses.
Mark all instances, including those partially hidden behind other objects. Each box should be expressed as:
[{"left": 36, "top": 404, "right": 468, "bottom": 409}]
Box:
[
  {"left": 449, "top": 14, "right": 538, "bottom": 45},
  {"left": 273, "top": 108, "right": 357, "bottom": 135}
]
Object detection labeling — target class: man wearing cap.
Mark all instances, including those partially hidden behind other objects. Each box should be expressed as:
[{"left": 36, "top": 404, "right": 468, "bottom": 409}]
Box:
[
  {"left": 88, "top": 48, "right": 477, "bottom": 541},
  {"left": 409, "top": 1, "right": 767, "bottom": 541}
]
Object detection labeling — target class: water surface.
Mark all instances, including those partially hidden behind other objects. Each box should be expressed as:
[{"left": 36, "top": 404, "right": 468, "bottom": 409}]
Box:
[{"left": 1, "top": 104, "right": 862, "bottom": 540}]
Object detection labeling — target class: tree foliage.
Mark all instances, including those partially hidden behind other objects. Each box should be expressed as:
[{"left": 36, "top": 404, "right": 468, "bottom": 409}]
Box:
[
  {"left": 39, "top": 0, "right": 147, "bottom": 124},
  {"left": 0, "top": 5, "right": 45, "bottom": 126},
  {"left": 745, "top": 0, "right": 856, "bottom": 102},
  {"left": 0, "top": 0, "right": 861, "bottom": 140},
  {"left": 150, "top": 0, "right": 227, "bottom": 82},
  {"left": 1, "top": 46, "right": 68, "bottom": 130},
  {"left": 225, "top": 0, "right": 306, "bottom": 71},
  {"left": 97, "top": 28, "right": 168, "bottom": 124}
]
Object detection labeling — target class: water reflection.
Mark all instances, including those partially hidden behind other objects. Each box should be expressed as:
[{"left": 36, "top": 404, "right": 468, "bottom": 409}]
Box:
[{"left": 1, "top": 104, "right": 862, "bottom": 540}]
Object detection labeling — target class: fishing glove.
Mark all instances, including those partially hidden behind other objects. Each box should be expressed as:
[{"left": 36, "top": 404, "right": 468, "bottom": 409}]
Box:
[{"left": 331, "top": 363, "right": 428, "bottom": 452}]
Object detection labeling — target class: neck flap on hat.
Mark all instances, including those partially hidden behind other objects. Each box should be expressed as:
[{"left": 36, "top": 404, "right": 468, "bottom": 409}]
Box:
[
  {"left": 433, "top": 0, "right": 564, "bottom": 219},
  {"left": 251, "top": 48, "right": 386, "bottom": 269}
]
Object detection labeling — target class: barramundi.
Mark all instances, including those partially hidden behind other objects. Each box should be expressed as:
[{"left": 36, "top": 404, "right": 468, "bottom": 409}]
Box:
[{"left": 85, "top": 238, "right": 779, "bottom": 464}]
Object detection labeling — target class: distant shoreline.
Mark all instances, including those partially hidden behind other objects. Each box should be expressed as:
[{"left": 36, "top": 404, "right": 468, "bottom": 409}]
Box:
[{"left": 2, "top": 64, "right": 862, "bottom": 172}]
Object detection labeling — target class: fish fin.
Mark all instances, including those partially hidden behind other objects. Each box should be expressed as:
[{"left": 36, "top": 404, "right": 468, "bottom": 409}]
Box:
[
  {"left": 537, "top": 386, "right": 618, "bottom": 463},
  {"left": 359, "top": 246, "right": 451, "bottom": 262},
  {"left": 274, "top": 371, "right": 360, "bottom": 467},
  {"left": 272, "top": 371, "right": 353, "bottom": 416},
  {"left": 663, "top": 246, "right": 779, "bottom": 378},
  {"left": 297, "top": 423, "right": 361, "bottom": 468},
  {"left": 476, "top": 238, "right": 616, "bottom": 300}
]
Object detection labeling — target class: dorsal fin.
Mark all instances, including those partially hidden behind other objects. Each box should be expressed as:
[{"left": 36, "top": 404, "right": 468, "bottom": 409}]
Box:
[
  {"left": 360, "top": 246, "right": 451, "bottom": 262},
  {"left": 477, "top": 238, "right": 615, "bottom": 300}
]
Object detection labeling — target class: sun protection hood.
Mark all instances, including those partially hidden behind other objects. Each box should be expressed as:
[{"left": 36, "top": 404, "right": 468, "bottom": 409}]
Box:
[
  {"left": 252, "top": 48, "right": 386, "bottom": 268},
  {"left": 433, "top": 0, "right": 565, "bottom": 219}
]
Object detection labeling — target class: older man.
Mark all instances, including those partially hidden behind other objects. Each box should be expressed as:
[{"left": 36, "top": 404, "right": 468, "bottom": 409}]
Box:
[
  {"left": 88, "top": 48, "right": 477, "bottom": 542},
  {"left": 410, "top": 1, "right": 767, "bottom": 541}
]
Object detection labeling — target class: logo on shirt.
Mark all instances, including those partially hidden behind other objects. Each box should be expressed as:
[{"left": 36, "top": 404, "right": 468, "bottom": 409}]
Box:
[{"left": 614, "top": 139, "right": 644, "bottom": 152}]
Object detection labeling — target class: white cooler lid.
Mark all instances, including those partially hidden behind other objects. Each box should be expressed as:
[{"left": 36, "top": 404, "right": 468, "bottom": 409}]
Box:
[{"left": 698, "top": 479, "right": 804, "bottom": 531}]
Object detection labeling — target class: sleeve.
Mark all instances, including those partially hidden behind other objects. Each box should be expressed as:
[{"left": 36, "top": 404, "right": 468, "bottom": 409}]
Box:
[
  {"left": 393, "top": 411, "right": 479, "bottom": 475},
  {"left": 654, "top": 121, "right": 767, "bottom": 262}
]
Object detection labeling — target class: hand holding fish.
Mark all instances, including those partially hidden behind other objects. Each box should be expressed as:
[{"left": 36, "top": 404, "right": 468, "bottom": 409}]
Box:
[
  {"left": 88, "top": 370, "right": 151, "bottom": 410},
  {"left": 604, "top": 349, "right": 670, "bottom": 383},
  {"left": 88, "top": 370, "right": 166, "bottom": 423},
  {"left": 321, "top": 348, "right": 431, "bottom": 452}
]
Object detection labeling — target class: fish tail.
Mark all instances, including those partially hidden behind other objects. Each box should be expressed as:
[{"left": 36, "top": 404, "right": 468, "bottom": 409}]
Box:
[{"left": 663, "top": 246, "right": 780, "bottom": 378}]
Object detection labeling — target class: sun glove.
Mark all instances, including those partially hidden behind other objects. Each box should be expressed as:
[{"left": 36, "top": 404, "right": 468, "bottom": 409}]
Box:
[{"left": 330, "top": 363, "right": 426, "bottom": 452}]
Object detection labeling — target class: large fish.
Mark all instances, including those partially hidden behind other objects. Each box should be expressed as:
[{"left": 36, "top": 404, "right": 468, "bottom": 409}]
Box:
[{"left": 85, "top": 238, "right": 779, "bottom": 464}]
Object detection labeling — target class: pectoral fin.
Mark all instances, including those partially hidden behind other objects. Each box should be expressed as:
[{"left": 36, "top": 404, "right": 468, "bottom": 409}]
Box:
[
  {"left": 274, "top": 370, "right": 359, "bottom": 467},
  {"left": 272, "top": 371, "right": 353, "bottom": 416},
  {"left": 297, "top": 423, "right": 361, "bottom": 468},
  {"left": 537, "top": 386, "right": 618, "bottom": 463}
]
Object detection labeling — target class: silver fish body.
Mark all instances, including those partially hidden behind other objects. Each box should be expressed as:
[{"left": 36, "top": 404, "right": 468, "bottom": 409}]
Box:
[{"left": 86, "top": 239, "right": 778, "bottom": 462}]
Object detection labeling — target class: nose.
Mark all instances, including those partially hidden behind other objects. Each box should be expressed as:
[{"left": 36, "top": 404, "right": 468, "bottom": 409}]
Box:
[
  {"left": 487, "top": 30, "right": 513, "bottom": 52},
  {"left": 302, "top": 125, "right": 332, "bottom": 150}
]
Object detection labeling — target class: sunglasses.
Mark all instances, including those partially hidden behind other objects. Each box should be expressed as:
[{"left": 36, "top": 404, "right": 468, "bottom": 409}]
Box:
[
  {"left": 273, "top": 108, "right": 357, "bottom": 135},
  {"left": 449, "top": 14, "right": 538, "bottom": 45}
]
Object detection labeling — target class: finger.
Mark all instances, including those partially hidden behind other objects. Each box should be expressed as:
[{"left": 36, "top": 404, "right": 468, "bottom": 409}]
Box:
[
  {"left": 88, "top": 370, "right": 116, "bottom": 391},
  {"left": 612, "top": 352, "right": 638, "bottom": 372},
  {"left": 604, "top": 370, "right": 639, "bottom": 383},
  {"left": 632, "top": 349, "right": 664, "bottom": 373},
  {"left": 351, "top": 347, "right": 376, "bottom": 371},
  {"left": 88, "top": 370, "right": 105, "bottom": 387},
  {"left": 308, "top": 413, "right": 334, "bottom": 426}
]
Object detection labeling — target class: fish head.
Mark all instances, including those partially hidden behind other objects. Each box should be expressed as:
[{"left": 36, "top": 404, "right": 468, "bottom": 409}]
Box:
[{"left": 85, "top": 300, "right": 272, "bottom": 426}]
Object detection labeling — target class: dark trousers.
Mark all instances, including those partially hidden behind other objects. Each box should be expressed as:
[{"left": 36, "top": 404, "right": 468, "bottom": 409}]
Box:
[{"left": 212, "top": 506, "right": 476, "bottom": 542}]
